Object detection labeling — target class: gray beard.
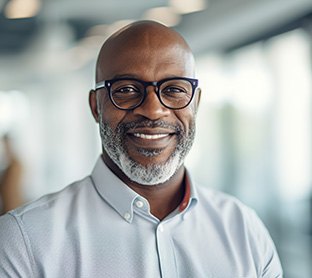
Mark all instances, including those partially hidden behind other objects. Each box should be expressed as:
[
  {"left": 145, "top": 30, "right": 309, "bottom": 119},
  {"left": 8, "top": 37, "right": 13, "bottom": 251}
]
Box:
[{"left": 98, "top": 116, "right": 195, "bottom": 186}]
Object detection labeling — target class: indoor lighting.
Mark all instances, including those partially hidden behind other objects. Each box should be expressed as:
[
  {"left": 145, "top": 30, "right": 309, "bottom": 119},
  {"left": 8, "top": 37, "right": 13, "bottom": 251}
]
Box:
[
  {"left": 143, "top": 7, "right": 181, "bottom": 27},
  {"left": 5, "top": 0, "right": 41, "bottom": 19},
  {"left": 170, "top": 0, "right": 207, "bottom": 14}
]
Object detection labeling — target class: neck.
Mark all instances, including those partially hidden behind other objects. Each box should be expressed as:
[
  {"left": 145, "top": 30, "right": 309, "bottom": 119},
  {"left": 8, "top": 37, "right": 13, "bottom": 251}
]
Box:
[
  {"left": 102, "top": 152, "right": 186, "bottom": 220},
  {"left": 127, "top": 166, "right": 185, "bottom": 220}
]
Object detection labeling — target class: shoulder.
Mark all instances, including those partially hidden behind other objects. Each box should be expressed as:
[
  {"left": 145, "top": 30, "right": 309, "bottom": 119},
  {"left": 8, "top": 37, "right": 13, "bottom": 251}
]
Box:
[
  {"left": 0, "top": 175, "right": 94, "bottom": 241},
  {"left": 0, "top": 176, "right": 94, "bottom": 276},
  {"left": 195, "top": 184, "right": 253, "bottom": 217},
  {"left": 0, "top": 212, "right": 34, "bottom": 276},
  {"left": 194, "top": 183, "right": 266, "bottom": 244},
  {"left": 195, "top": 184, "right": 268, "bottom": 234},
  {"left": 11, "top": 175, "right": 93, "bottom": 219}
]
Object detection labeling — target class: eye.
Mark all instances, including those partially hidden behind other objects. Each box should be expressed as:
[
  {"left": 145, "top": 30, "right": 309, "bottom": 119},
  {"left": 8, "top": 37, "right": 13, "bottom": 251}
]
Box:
[
  {"left": 162, "top": 86, "right": 187, "bottom": 94},
  {"left": 114, "top": 86, "right": 140, "bottom": 94}
]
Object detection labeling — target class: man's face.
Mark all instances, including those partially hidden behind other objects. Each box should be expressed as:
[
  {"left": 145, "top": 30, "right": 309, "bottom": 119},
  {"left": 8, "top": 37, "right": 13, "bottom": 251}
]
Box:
[{"left": 93, "top": 30, "right": 199, "bottom": 186}]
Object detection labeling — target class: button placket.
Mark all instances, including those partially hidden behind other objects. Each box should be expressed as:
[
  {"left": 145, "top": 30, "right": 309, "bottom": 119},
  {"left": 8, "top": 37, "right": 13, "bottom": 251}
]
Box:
[{"left": 155, "top": 221, "right": 177, "bottom": 278}]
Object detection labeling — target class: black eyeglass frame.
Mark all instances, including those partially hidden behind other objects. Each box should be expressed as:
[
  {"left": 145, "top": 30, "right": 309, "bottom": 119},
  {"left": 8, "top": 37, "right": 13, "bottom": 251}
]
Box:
[{"left": 94, "top": 76, "right": 199, "bottom": 110}]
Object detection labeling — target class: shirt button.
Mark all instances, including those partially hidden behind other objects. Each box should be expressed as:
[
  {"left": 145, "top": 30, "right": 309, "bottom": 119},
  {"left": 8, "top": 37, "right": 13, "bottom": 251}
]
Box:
[
  {"left": 124, "top": 212, "right": 131, "bottom": 221},
  {"left": 135, "top": 200, "right": 144, "bottom": 208},
  {"left": 158, "top": 224, "right": 164, "bottom": 232}
]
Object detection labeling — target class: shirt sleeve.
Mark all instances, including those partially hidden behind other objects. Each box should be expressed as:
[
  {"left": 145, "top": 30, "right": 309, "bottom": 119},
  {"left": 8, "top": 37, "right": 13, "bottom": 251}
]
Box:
[
  {"left": 248, "top": 209, "right": 283, "bottom": 278},
  {"left": 0, "top": 213, "right": 34, "bottom": 277}
]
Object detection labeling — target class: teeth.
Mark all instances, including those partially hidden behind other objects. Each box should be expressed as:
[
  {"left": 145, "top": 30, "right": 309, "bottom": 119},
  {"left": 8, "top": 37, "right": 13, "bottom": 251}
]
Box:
[{"left": 133, "top": 133, "right": 168, "bottom": 140}]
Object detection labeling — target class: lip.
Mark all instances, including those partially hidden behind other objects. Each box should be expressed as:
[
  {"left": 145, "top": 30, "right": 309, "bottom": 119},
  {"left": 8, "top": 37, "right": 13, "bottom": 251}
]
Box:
[{"left": 127, "top": 127, "right": 176, "bottom": 134}]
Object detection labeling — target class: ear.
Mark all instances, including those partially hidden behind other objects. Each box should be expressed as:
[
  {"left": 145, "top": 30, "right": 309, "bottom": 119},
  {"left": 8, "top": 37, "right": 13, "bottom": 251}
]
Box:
[{"left": 89, "top": 90, "right": 99, "bottom": 123}]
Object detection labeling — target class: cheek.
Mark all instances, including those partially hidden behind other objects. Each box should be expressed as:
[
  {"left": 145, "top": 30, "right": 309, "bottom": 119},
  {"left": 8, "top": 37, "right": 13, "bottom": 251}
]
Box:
[
  {"left": 98, "top": 95, "right": 127, "bottom": 129},
  {"left": 175, "top": 109, "right": 196, "bottom": 131}
]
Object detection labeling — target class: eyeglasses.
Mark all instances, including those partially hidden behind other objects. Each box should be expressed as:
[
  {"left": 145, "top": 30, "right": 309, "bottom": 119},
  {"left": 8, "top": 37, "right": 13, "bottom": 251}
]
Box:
[{"left": 95, "top": 77, "right": 199, "bottom": 110}]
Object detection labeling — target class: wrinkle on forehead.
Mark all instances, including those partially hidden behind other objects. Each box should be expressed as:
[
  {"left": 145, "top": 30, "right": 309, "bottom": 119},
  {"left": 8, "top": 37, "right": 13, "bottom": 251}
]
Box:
[{"left": 96, "top": 21, "right": 195, "bottom": 82}]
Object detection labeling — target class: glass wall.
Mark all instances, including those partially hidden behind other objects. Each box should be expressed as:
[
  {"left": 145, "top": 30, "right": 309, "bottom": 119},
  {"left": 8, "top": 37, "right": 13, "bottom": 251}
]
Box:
[{"left": 186, "top": 28, "right": 312, "bottom": 277}]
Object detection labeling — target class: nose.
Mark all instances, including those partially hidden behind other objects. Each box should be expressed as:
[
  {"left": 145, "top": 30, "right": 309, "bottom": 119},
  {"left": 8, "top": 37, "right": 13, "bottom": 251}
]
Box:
[{"left": 132, "top": 86, "right": 170, "bottom": 120}]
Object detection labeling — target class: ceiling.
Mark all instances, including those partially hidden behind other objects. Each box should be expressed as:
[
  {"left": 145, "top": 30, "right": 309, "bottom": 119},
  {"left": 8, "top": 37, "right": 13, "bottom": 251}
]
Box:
[{"left": 0, "top": 0, "right": 312, "bottom": 55}]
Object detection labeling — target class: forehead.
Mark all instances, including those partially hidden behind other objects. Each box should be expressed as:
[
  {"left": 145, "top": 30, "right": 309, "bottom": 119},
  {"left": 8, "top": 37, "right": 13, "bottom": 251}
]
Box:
[
  {"left": 102, "top": 45, "right": 194, "bottom": 80},
  {"left": 97, "top": 25, "right": 195, "bottom": 81}
]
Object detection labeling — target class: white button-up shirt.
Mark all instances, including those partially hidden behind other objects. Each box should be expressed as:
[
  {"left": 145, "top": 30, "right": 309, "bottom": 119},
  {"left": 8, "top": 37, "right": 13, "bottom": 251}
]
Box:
[{"left": 0, "top": 157, "right": 283, "bottom": 277}]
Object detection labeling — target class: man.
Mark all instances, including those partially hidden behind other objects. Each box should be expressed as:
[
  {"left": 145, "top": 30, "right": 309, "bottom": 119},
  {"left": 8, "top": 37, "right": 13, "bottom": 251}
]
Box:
[{"left": 0, "top": 21, "right": 282, "bottom": 277}]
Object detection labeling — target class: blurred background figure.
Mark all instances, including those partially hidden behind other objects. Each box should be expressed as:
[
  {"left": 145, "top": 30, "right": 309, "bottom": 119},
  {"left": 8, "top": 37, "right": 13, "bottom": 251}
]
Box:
[
  {"left": 0, "top": 135, "right": 24, "bottom": 214},
  {"left": 0, "top": 0, "right": 312, "bottom": 277},
  {"left": 0, "top": 90, "right": 29, "bottom": 214}
]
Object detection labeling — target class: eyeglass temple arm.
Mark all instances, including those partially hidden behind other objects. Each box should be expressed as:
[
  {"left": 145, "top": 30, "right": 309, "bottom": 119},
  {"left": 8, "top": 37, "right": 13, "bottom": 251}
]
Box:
[{"left": 95, "top": 81, "right": 105, "bottom": 90}]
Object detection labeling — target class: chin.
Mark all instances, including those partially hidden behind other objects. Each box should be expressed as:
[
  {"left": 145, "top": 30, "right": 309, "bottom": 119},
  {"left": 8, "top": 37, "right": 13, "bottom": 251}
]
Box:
[{"left": 118, "top": 150, "right": 183, "bottom": 186}]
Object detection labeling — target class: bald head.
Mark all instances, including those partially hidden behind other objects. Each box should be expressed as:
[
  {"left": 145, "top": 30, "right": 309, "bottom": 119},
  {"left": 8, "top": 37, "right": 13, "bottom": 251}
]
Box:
[{"left": 95, "top": 21, "right": 195, "bottom": 82}]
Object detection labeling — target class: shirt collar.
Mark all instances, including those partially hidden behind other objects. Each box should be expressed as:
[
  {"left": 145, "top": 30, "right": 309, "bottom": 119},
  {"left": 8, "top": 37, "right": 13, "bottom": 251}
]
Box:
[
  {"left": 91, "top": 156, "right": 198, "bottom": 223},
  {"left": 91, "top": 157, "right": 139, "bottom": 223},
  {"left": 179, "top": 168, "right": 198, "bottom": 214}
]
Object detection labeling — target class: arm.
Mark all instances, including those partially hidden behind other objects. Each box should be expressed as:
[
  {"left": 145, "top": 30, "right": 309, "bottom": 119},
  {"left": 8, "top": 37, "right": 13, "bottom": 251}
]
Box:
[
  {"left": 0, "top": 213, "right": 34, "bottom": 277},
  {"left": 248, "top": 210, "right": 283, "bottom": 278}
]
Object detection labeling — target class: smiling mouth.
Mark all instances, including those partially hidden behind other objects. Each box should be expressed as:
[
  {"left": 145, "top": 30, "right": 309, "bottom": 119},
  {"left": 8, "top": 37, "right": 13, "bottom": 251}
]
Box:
[
  {"left": 133, "top": 133, "right": 169, "bottom": 140},
  {"left": 126, "top": 129, "right": 176, "bottom": 151}
]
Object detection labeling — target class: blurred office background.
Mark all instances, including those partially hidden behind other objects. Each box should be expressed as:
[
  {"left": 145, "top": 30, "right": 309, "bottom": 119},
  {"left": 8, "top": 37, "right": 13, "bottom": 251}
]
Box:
[{"left": 0, "top": 0, "right": 311, "bottom": 276}]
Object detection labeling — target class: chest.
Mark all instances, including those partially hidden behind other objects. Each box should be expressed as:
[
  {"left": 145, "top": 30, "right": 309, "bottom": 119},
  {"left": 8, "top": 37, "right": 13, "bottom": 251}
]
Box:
[{"left": 28, "top": 209, "right": 259, "bottom": 278}]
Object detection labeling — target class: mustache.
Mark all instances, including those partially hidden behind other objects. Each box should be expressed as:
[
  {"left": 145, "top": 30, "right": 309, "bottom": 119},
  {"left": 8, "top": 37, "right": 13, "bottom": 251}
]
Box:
[{"left": 117, "top": 119, "right": 183, "bottom": 134}]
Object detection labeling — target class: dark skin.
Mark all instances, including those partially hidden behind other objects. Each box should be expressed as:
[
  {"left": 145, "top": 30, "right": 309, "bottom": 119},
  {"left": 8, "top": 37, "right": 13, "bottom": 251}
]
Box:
[{"left": 89, "top": 21, "right": 201, "bottom": 220}]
